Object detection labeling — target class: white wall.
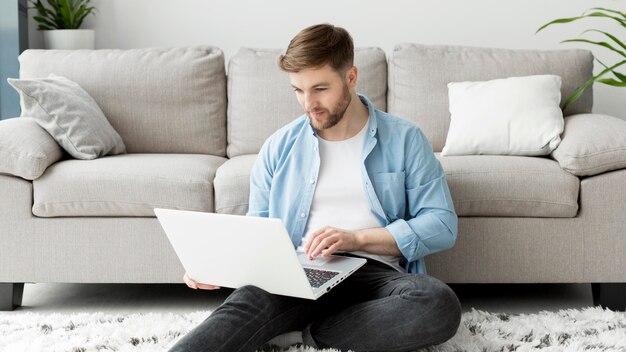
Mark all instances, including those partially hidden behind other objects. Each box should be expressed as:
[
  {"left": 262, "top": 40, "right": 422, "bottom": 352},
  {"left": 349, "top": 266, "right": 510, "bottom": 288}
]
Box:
[{"left": 29, "top": 0, "right": 626, "bottom": 119}]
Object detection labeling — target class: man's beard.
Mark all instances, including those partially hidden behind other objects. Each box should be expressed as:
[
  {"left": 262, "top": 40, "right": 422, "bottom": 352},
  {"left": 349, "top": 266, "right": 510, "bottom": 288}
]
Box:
[{"left": 308, "top": 84, "right": 352, "bottom": 131}]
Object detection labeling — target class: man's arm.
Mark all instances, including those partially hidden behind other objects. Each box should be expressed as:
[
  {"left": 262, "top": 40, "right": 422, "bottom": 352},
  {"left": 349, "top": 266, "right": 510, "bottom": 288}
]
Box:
[
  {"left": 305, "top": 128, "right": 456, "bottom": 261},
  {"left": 305, "top": 226, "right": 401, "bottom": 259},
  {"left": 246, "top": 138, "right": 275, "bottom": 218},
  {"left": 385, "top": 129, "right": 458, "bottom": 263}
]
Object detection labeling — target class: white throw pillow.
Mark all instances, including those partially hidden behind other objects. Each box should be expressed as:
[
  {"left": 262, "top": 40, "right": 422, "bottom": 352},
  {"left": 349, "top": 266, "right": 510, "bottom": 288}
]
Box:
[
  {"left": 442, "top": 75, "right": 564, "bottom": 156},
  {"left": 7, "top": 74, "right": 126, "bottom": 160}
]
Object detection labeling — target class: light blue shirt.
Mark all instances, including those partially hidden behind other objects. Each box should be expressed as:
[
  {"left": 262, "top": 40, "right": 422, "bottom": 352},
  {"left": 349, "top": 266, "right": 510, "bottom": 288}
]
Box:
[{"left": 246, "top": 94, "right": 458, "bottom": 274}]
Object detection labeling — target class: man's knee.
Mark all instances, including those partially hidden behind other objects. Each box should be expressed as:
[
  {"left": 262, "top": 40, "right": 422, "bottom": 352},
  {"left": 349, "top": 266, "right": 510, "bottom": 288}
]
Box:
[
  {"left": 401, "top": 276, "right": 462, "bottom": 340},
  {"left": 221, "top": 285, "right": 273, "bottom": 312},
  {"left": 231, "top": 284, "right": 271, "bottom": 300},
  {"left": 433, "top": 280, "right": 461, "bottom": 340},
  {"left": 224, "top": 285, "right": 302, "bottom": 316}
]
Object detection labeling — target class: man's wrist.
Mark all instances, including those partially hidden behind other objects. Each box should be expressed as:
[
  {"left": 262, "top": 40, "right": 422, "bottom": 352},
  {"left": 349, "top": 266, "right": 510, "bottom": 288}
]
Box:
[
  {"left": 354, "top": 229, "right": 367, "bottom": 251},
  {"left": 353, "top": 227, "right": 403, "bottom": 256}
]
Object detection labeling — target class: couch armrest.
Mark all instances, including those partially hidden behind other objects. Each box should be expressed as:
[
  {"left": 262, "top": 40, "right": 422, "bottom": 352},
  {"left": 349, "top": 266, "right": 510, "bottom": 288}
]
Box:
[
  {"left": 0, "top": 117, "right": 64, "bottom": 180},
  {"left": 551, "top": 113, "right": 626, "bottom": 176}
]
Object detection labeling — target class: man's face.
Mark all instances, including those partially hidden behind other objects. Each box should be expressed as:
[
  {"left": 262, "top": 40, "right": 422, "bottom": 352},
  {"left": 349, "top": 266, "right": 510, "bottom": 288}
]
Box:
[{"left": 289, "top": 64, "right": 354, "bottom": 130}]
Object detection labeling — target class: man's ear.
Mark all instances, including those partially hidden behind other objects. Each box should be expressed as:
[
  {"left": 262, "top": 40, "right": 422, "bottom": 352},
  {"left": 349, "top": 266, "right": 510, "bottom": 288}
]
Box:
[{"left": 345, "top": 66, "right": 358, "bottom": 87}]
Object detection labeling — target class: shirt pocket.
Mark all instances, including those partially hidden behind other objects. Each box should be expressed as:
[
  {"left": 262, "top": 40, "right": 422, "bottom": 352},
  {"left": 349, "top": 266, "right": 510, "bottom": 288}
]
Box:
[{"left": 373, "top": 171, "right": 406, "bottom": 221}]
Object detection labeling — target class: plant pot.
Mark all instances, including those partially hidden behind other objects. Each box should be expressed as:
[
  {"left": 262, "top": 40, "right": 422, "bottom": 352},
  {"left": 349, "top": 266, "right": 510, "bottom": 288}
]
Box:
[{"left": 43, "top": 29, "right": 95, "bottom": 50}]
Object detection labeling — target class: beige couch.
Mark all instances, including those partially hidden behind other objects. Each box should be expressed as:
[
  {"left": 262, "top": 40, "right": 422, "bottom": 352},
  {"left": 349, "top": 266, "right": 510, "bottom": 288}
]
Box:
[{"left": 1, "top": 44, "right": 625, "bottom": 311}]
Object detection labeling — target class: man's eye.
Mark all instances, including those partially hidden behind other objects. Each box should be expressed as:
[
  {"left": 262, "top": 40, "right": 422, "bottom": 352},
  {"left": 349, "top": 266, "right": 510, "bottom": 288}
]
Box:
[
  {"left": 293, "top": 89, "right": 302, "bottom": 93},
  {"left": 316, "top": 88, "right": 326, "bottom": 91}
]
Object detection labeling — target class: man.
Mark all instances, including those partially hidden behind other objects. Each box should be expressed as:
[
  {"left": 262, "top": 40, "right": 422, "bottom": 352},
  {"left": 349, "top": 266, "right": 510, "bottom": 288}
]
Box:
[{"left": 170, "top": 24, "right": 461, "bottom": 352}]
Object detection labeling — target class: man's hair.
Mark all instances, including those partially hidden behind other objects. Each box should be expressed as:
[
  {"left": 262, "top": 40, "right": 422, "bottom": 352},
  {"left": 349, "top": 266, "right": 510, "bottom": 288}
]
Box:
[{"left": 278, "top": 23, "right": 354, "bottom": 73}]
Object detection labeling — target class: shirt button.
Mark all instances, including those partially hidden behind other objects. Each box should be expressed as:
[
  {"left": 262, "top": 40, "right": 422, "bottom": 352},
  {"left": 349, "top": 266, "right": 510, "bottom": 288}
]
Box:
[
  {"left": 314, "top": 146, "right": 318, "bottom": 152},
  {"left": 310, "top": 178, "right": 315, "bottom": 184},
  {"left": 300, "top": 213, "right": 306, "bottom": 218}
]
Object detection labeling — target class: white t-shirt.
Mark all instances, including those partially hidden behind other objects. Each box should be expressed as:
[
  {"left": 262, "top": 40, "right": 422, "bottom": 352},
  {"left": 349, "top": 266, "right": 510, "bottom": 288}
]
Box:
[{"left": 297, "top": 118, "right": 404, "bottom": 272}]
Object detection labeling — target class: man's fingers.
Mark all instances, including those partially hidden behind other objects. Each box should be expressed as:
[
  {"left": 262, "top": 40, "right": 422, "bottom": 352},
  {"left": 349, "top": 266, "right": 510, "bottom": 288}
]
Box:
[
  {"left": 306, "top": 230, "right": 327, "bottom": 258},
  {"left": 310, "top": 233, "right": 337, "bottom": 258},
  {"left": 197, "top": 283, "right": 221, "bottom": 290},
  {"left": 305, "top": 227, "right": 330, "bottom": 253},
  {"left": 183, "top": 273, "right": 198, "bottom": 289},
  {"left": 308, "top": 236, "right": 327, "bottom": 258},
  {"left": 313, "top": 236, "right": 333, "bottom": 257},
  {"left": 323, "top": 242, "right": 342, "bottom": 257},
  {"left": 183, "top": 273, "right": 219, "bottom": 290}
]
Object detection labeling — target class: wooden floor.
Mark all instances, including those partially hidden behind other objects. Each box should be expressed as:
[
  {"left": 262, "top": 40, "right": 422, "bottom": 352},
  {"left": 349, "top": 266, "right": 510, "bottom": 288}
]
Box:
[{"left": 3, "top": 282, "right": 595, "bottom": 315}]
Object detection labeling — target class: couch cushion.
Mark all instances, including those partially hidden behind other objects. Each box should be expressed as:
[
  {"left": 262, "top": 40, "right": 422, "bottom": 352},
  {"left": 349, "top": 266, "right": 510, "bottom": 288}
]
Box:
[
  {"left": 551, "top": 113, "right": 626, "bottom": 176},
  {"left": 214, "top": 154, "right": 257, "bottom": 215},
  {"left": 227, "top": 47, "right": 387, "bottom": 158},
  {"left": 33, "top": 154, "right": 226, "bottom": 217},
  {"left": 19, "top": 47, "right": 227, "bottom": 156},
  {"left": 438, "top": 154, "right": 579, "bottom": 217},
  {"left": 0, "top": 118, "right": 63, "bottom": 180},
  {"left": 388, "top": 44, "right": 593, "bottom": 152}
]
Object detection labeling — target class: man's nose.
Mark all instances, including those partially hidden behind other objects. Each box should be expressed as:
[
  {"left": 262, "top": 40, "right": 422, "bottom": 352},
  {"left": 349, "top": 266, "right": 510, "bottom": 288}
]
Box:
[{"left": 304, "top": 93, "right": 317, "bottom": 111}]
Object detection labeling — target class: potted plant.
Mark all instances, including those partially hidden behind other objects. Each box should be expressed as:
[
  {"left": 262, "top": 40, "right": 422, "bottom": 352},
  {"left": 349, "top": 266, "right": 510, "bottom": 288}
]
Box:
[
  {"left": 537, "top": 7, "right": 626, "bottom": 109},
  {"left": 30, "top": 0, "right": 97, "bottom": 49}
]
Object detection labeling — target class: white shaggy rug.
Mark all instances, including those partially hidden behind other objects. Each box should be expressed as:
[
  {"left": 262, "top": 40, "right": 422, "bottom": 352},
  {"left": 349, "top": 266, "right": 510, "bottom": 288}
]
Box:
[{"left": 1, "top": 307, "right": 625, "bottom": 351}]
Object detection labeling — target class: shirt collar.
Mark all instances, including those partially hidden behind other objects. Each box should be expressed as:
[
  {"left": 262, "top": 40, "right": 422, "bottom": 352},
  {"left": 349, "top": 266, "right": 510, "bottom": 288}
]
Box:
[{"left": 358, "top": 93, "right": 378, "bottom": 138}]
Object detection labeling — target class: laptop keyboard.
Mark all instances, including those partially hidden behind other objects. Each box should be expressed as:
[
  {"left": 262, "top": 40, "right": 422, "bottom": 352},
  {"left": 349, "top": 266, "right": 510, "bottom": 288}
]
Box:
[{"left": 303, "top": 268, "right": 340, "bottom": 288}]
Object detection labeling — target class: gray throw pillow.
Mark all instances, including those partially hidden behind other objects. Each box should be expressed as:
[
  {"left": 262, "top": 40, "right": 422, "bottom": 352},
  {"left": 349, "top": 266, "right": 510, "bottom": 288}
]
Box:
[
  {"left": 0, "top": 117, "right": 64, "bottom": 180},
  {"left": 551, "top": 113, "right": 626, "bottom": 176},
  {"left": 7, "top": 74, "right": 126, "bottom": 160}
]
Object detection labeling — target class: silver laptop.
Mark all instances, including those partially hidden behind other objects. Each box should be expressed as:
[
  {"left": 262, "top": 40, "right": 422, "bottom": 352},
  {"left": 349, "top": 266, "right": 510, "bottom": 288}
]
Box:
[{"left": 154, "top": 208, "right": 367, "bottom": 300}]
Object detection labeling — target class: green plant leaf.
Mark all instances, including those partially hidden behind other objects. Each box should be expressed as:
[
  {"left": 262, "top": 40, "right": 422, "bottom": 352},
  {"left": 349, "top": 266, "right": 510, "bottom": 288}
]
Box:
[
  {"left": 587, "top": 7, "right": 626, "bottom": 20},
  {"left": 73, "top": 6, "right": 86, "bottom": 28},
  {"left": 581, "top": 29, "right": 626, "bottom": 52},
  {"left": 597, "top": 78, "right": 626, "bottom": 86},
  {"left": 537, "top": 9, "right": 626, "bottom": 34},
  {"left": 48, "top": 0, "right": 66, "bottom": 29},
  {"left": 539, "top": 6, "right": 626, "bottom": 109},
  {"left": 563, "top": 60, "right": 626, "bottom": 110},
  {"left": 30, "top": 0, "right": 95, "bottom": 30},
  {"left": 612, "top": 70, "right": 626, "bottom": 82},
  {"left": 536, "top": 16, "right": 585, "bottom": 33},
  {"left": 594, "top": 58, "right": 626, "bottom": 83},
  {"left": 582, "top": 11, "right": 626, "bottom": 29},
  {"left": 30, "top": 0, "right": 59, "bottom": 29},
  {"left": 58, "top": 0, "right": 74, "bottom": 29},
  {"left": 33, "top": 15, "right": 57, "bottom": 28},
  {"left": 561, "top": 38, "right": 626, "bottom": 58},
  {"left": 74, "top": 4, "right": 95, "bottom": 29}
]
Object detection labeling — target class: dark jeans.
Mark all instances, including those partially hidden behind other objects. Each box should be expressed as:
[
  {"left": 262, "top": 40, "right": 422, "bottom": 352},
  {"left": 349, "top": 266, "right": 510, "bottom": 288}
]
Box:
[{"left": 169, "top": 259, "right": 462, "bottom": 352}]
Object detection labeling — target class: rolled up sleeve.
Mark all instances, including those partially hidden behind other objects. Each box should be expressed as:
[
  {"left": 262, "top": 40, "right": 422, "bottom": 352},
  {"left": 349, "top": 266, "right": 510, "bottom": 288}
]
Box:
[{"left": 385, "top": 129, "right": 458, "bottom": 262}]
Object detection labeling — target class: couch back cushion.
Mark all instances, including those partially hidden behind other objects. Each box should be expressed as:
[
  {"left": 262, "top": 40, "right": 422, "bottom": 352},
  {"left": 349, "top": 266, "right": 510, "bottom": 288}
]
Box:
[
  {"left": 19, "top": 47, "right": 227, "bottom": 156},
  {"left": 227, "top": 47, "right": 387, "bottom": 158},
  {"left": 388, "top": 44, "right": 594, "bottom": 152}
]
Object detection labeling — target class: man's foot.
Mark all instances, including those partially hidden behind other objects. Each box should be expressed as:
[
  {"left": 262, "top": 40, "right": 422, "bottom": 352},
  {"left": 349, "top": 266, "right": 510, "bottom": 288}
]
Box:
[{"left": 260, "top": 331, "right": 304, "bottom": 351}]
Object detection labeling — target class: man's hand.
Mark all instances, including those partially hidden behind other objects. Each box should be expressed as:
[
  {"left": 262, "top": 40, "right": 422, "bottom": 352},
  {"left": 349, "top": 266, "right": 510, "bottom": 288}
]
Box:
[
  {"left": 183, "top": 272, "right": 221, "bottom": 290},
  {"left": 304, "top": 226, "right": 361, "bottom": 260}
]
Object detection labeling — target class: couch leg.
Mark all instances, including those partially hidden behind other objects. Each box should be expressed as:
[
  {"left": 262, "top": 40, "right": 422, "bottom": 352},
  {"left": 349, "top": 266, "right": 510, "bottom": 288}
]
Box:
[
  {"left": 0, "top": 283, "right": 24, "bottom": 311},
  {"left": 592, "top": 283, "right": 626, "bottom": 312}
]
